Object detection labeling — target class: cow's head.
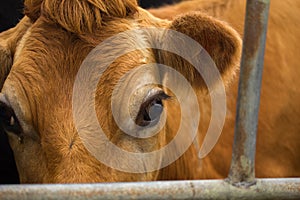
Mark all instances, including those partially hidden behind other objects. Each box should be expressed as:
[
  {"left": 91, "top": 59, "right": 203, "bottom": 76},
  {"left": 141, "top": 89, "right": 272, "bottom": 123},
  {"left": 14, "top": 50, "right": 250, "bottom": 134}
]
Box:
[{"left": 0, "top": 0, "right": 241, "bottom": 183}]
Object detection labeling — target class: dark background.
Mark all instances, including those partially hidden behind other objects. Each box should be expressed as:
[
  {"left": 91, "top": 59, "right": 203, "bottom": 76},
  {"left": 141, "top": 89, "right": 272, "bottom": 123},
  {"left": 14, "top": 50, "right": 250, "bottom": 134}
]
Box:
[
  {"left": 139, "top": 0, "right": 180, "bottom": 9},
  {"left": 0, "top": 0, "right": 178, "bottom": 184},
  {"left": 0, "top": 0, "right": 24, "bottom": 32}
]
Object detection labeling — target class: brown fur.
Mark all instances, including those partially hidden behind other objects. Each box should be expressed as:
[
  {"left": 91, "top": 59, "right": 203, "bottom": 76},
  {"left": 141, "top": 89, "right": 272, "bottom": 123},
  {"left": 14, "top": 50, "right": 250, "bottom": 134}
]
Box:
[
  {"left": 158, "top": 12, "right": 241, "bottom": 90},
  {"left": 25, "top": 0, "right": 138, "bottom": 34},
  {"left": 151, "top": 0, "right": 300, "bottom": 179},
  {"left": 0, "top": 17, "right": 31, "bottom": 89},
  {"left": 0, "top": 0, "right": 298, "bottom": 183}
]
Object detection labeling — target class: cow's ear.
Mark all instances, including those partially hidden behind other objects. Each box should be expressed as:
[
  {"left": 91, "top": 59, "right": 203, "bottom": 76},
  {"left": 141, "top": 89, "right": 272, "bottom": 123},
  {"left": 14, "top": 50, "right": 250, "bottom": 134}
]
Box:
[
  {"left": 0, "top": 17, "right": 32, "bottom": 89},
  {"left": 158, "top": 12, "right": 242, "bottom": 91},
  {"left": 27, "top": 0, "right": 138, "bottom": 34}
]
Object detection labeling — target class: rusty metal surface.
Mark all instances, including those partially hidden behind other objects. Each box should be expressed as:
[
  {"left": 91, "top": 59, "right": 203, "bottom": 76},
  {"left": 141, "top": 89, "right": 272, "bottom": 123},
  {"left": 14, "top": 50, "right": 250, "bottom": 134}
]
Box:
[
  {"left": 0, "top": 179, "right": 299, "bottom": 200},
  {"left": 228, "top": 0, "right": 270, "bottom": 185}
]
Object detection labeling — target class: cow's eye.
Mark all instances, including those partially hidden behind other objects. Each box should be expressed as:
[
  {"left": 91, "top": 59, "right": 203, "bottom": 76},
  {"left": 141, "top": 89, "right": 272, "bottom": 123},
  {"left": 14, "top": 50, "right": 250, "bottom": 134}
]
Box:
[
  {"left": 135, "top": 91, "right": 170, "bottom": 127},
  {"left": 0, "top": 101, "right": 22, "bottom": 136}
]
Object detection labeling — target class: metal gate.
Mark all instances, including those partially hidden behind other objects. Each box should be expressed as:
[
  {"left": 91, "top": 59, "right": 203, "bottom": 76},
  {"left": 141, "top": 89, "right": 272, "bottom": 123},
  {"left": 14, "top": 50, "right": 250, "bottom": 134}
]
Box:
[{"left": 0, "top": 0, "right": 299, "bottom": 199}]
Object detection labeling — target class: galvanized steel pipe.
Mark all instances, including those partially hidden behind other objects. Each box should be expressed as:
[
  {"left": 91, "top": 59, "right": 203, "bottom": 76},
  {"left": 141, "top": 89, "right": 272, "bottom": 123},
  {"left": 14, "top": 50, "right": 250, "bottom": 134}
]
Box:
[
  {"left": 0, "top": 179, "right": 299, "bottom": 200},
  {"left": 228, "top": 0, "right": 270, "bottom": 185}
]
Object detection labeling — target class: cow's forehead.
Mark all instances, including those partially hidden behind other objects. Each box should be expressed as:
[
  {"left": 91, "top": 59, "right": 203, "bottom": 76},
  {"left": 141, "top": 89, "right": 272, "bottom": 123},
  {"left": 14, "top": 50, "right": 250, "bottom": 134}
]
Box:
[
  {"left": 3, "top": 14, "right": 162, "bottom": 130},
  {"left": 12, "top": 16, "right": 154, "bottom": 73},
  {"left": 12, "top": 7, "right": 168, "bottom": 69}
]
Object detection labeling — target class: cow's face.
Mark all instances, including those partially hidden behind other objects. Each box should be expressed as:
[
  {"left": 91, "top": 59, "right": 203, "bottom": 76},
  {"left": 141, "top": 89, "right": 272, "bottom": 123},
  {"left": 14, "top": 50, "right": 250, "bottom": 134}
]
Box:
[{"left": 0, "top": 0, "right": 241, "bottom": 183}]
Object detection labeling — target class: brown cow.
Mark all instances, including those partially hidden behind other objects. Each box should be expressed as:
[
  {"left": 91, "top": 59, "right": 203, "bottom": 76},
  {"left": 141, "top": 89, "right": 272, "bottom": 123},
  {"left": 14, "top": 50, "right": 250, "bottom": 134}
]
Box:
[{"left": 0, "top": 0, "right": 298, "bottom": 183}]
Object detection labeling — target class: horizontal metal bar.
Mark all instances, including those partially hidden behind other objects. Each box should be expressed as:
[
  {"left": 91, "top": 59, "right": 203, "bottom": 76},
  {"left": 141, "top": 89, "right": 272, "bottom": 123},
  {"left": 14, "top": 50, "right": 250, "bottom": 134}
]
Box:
[
  {"left": 228, "top": 0, "right": 270, "bottom": 185},
  {"left": 0, "top": 179, "right": 299, "bottom": 200}
]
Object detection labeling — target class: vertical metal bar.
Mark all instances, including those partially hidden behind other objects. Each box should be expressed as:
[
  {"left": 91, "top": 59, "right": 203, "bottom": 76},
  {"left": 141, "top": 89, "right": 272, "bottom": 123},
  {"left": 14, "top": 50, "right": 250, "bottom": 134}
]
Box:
[{"left": 228, "top": 0, "right": 270, "bottom": 186}]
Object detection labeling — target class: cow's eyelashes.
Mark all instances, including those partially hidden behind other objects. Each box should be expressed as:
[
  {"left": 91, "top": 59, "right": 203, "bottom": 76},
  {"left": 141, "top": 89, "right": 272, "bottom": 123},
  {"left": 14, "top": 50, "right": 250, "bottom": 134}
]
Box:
[
  {"left": 0, "top": 102, "right": 22, "bottom": 137},
  {"left": 135, "top": 91, "right": 170, "bottom": 127}
]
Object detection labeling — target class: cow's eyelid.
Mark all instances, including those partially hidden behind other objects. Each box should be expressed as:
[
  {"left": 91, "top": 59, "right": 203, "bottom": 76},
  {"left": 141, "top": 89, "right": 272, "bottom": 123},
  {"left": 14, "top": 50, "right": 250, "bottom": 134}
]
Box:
[
  {"left": 145, "top": 90, "right": 171, "bottom": 102},
  {"left": 141, "top": 91, "right": 170, "bottom": 110}
]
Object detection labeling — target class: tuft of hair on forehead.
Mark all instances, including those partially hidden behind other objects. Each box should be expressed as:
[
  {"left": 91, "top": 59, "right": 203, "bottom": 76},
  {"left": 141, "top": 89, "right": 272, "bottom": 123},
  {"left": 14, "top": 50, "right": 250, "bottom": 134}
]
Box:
[
  {"left": 24, "top": 0, "right": 138, "bottom": 34},
  {"left": 24, "top": 0, "right": 43, "bottom": 21}
]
